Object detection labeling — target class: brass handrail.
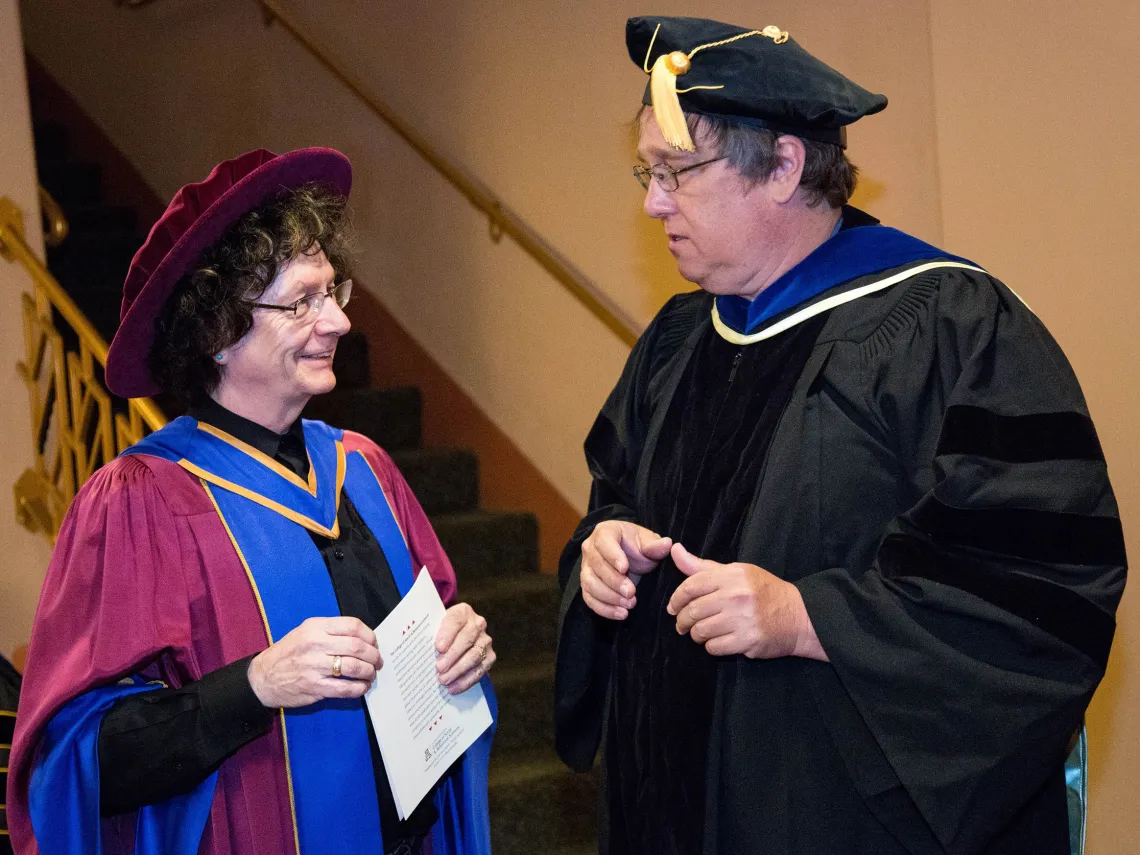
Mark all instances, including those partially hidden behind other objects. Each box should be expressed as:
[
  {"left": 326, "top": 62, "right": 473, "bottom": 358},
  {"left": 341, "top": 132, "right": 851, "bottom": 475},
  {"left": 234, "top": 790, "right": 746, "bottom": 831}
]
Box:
[
  {"left": 255, "top": 0, "right": 643, "bottom": 347},
  {"left": 38, "top": 185, "right": 69, "bottom": 248},
  {"left": 0, "top": 195, "right": 166, "bottom": 541}
]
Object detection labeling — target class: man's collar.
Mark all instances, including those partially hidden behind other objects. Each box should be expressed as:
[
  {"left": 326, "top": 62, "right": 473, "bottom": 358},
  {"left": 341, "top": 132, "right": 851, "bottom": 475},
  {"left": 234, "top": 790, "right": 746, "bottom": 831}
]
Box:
[
  {"left": 712, "top": 209, "right": 973, "bottom": 342},
  {"left": 838, "top": 205, "right": 880, "bottom": 231}
]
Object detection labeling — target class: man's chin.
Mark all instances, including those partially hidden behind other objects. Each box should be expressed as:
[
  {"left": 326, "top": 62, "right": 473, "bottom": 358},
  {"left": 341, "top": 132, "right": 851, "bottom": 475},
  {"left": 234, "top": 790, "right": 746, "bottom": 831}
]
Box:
[
  {"left": 672, "top": 258, "right": 745, "bottom": 296},
  {"left": 674, "top": 260, "right": 704, "bottom": 288},
  {"left": 685, "top": 271, "right": 751, "bottom": 298},
  {"left": 690, "top": 277, "right": 733, "bottom": 296}
]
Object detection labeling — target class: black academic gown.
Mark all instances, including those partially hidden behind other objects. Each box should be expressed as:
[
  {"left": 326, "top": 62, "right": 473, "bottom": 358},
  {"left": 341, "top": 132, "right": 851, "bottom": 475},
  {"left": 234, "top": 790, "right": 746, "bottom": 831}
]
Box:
[{"left": 555, "top": 254, "right": 1125, "bottom": 855}]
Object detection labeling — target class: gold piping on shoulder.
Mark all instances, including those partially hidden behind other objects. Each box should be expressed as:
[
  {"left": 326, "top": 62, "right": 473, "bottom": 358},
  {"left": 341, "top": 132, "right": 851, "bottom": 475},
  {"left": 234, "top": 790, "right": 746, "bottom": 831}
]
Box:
[
  {"left": 334, "top": 442, "right": 347, "bottom": 519},
  {"left": 197, "top": 422, "right": 318, "bottom": 496},
  {"left": 176, "top": 440, "right": 345, "bottom": 538}
]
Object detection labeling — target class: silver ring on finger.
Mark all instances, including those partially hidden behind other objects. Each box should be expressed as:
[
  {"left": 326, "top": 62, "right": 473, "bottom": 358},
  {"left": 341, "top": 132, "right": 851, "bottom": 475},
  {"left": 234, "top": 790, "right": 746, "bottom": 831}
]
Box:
[
  {"left": 478, "top": 644, "right": 488, "bottom": 663},
  {"left": 331, "top": 655, "right": 343, "bottom": 678}
]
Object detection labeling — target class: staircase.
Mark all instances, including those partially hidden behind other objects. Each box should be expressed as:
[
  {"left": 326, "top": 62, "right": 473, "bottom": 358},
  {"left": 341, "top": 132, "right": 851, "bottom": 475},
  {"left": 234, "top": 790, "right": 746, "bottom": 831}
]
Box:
[{"left": 29, "top": 105, "right": 596, "bottom": 853}]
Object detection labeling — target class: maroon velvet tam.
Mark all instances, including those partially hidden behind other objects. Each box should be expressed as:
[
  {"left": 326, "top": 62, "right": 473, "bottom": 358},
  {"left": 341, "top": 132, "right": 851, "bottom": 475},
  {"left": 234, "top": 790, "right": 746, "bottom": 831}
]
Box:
[{"left": 105, "top": 147, "right": 352, "bottom": 398}]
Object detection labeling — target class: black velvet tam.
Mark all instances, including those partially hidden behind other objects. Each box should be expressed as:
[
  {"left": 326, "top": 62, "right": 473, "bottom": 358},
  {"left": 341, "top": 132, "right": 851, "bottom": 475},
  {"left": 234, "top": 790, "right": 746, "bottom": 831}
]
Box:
[{"left": 627, "top": 15, "right": 888, "bottom": 146}]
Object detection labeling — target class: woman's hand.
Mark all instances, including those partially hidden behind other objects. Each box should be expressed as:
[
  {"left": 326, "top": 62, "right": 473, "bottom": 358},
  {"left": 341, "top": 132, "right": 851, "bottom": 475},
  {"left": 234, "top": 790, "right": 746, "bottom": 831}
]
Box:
[
  {"left": 434, "top": 603, "right": 495, "bottom": 695},
  {"left": 248, "top": 616, "right": 382, "bottom": 708}
]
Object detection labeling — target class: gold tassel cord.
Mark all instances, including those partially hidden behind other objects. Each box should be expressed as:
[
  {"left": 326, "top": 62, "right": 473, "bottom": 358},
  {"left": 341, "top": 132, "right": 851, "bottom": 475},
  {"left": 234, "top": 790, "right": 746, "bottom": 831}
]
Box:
[
  {"left": 642, "top": 24, "right": 790, "bottom": 152},
  {"left": 650, "top": 51, "right": 697, "bottom": 151},
  {"left": 641, "top": 22, "right": 663, "bottom": 73}
]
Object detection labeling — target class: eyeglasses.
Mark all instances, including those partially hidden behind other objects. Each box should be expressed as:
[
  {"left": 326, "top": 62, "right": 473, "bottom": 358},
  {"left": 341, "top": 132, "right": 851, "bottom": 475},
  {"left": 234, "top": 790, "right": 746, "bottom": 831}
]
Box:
[
  {"left": 633, "top": 157, "right": 725, "bottom": 192},
  {"left": 247, "top": 279, "right": 353, "bottom": 322}
]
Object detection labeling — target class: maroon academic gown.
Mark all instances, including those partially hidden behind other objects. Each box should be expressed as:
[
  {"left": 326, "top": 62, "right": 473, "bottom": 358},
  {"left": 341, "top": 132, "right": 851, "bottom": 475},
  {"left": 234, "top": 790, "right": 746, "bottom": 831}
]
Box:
[{"left": 7, "top": 431, "right": 457, "bottom": 855}]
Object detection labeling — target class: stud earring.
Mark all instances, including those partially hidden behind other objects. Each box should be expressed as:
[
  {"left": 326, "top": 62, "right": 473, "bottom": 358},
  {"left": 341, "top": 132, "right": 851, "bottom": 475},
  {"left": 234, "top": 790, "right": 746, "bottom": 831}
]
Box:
[{"left": 215, "top": 354, "right": 224, "bottom": 362}]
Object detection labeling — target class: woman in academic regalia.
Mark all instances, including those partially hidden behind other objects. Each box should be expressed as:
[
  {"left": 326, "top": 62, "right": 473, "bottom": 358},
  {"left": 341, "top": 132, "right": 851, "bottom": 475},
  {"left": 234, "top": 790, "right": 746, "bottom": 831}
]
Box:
[{"left": 8, "top": 148, "right": 495, "bottom": 855}]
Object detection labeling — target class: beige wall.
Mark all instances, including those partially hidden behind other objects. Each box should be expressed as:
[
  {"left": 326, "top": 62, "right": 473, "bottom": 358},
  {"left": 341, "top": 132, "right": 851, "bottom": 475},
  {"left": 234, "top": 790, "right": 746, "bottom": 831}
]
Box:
[
  {"left": 21, "top": 0, "right": 941, "bottom": 513},
  {"left": 0, "top": 0, "right": 55, "bottom": 660},
  {"left": 18, "top": 0, "right": 1139, "bottom": 846},
  {"left": 928, "top": 3, "right": 1139, "bottom": 850}
]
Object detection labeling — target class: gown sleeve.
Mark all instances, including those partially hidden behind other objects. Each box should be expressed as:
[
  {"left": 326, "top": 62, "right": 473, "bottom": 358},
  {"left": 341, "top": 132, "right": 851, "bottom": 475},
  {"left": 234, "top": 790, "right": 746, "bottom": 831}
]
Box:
[
  {"left": 554, "top": 293, "right": 704, "bottom": 771},
  {"left": 8, "top": 455, "right": 210, "bottom": 850},
  {"left": 795, "top": 269, "right": 1126, "bottom": 854}
]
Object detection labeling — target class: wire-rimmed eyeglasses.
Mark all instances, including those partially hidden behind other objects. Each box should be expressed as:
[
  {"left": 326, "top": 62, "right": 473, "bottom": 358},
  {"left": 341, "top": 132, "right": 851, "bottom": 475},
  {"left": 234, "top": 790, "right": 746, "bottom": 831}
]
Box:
[
  {"left": 633, "top": 157, "right": 725, "bottom": 192},
  {"left": 247, "top": 279, "right": 353, "bottom": 322}
]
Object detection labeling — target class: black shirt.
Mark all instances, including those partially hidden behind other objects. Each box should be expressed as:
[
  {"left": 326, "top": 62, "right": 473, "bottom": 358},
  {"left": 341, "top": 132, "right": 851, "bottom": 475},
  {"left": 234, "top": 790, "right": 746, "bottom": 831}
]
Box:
[{"left": 98, "top": 398, "right": 439, "bottom": 839}]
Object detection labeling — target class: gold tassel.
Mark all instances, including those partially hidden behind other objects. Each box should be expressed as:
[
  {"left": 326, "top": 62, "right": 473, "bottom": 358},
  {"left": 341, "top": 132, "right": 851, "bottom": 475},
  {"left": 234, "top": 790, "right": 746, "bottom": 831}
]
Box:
[
  {"left": 642, "top": 24, "right": 788, "bottom": 152},
  {"left": 649, "top": 50, "right": 696, "bottom": 151}
]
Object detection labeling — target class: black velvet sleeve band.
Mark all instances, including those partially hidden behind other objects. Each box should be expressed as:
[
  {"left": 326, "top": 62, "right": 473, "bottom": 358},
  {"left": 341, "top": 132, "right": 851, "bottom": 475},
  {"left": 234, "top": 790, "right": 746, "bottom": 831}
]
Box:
[
  {"left": 936, "top": 406, "right": 1103, "bottom": 462},
  {"left": 911, "top": 497, "right": 1126, "bottom": 567},
  {"left": 878, "top": 533, "right": 1117, "bottom": 668}
]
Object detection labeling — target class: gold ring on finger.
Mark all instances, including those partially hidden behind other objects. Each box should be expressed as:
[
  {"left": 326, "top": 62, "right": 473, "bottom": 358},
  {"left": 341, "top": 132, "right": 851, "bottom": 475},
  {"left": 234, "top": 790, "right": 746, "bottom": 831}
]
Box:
[
  {"left": 478, "top": 644, "right": 488, "bottom": 662},
  {"left": 331, "top": 655, "right": 342, "bottom": 678}
]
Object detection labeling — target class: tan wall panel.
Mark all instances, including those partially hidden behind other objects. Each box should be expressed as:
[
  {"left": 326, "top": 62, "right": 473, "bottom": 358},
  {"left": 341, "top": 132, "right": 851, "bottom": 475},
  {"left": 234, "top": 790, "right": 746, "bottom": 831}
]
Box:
[
  {"left": 0, "top": 0, "right": 55, "bottom": 660},
  {"left": 928, "top": 2, "right": 1139, "bottom": 850}
]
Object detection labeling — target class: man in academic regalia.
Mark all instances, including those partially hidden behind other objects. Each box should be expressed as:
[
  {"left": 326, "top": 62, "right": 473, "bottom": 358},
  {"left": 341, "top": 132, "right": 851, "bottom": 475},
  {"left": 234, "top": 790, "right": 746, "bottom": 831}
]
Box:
[
  {"left": 555, "top": 16, "right": 1126, "bottom": 855},
  {"left": 8, "top": 148, "right": 496, "bottom": 855}
]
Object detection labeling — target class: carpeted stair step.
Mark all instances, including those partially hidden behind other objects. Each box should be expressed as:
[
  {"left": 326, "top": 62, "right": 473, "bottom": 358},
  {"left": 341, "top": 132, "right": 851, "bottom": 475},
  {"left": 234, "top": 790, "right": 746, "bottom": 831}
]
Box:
[
  {"left": 389, "top": 446, "right": 479, "bottom": 516},
  {"left": 432, "top": 511, "right": 539, "bottom": 585},
  {"left": 303, "top": 386, "right": 422, "bottom": 451},
  {"left": 331, "top": 330, "right": 370, "bottom": 390},
  {"left": 37, "top": 161, "right": 103, "bottom": 207},
  {"left": 462, "top": 572, "right": 558, "bottom": 663},
  {"left": 489, "top": 661, "right": 555, "bottom": 760},
  {"left": 488, "top": 758, "right": 597, "bottom": 854}
]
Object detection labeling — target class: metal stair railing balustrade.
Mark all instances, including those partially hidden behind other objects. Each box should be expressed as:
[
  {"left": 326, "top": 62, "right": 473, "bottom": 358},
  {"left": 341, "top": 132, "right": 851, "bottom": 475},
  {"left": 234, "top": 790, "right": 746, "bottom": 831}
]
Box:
[
  {"left": 122, "top": 0, "right": 643, "bottom": 349},
  {"left": 255, "top": 0, "right": 643, "bottom": 348},
  {"left": 0, "top": 192, "right": 166, "bottom": 542}
]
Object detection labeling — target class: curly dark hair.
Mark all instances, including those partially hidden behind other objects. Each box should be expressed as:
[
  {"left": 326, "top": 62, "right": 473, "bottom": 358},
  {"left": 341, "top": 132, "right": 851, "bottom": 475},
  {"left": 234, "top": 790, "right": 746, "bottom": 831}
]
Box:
[{"left": 149, "top": 182, "right": 352, "bottom": 406}]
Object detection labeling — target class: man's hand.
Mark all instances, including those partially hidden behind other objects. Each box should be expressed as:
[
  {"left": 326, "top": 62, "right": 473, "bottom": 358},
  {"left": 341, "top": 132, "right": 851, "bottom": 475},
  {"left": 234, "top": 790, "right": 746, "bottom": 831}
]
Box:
[
  {"left": 667, "top": 543, "right": 828, "bottom": 661},
  {"left": 580, "top": 520, "right": 672, "bottom": 620},
  {"left": 248, "top": 616, "right": 382, "bottom": 708},
  {"left": 435, "top": 602, "right": 495, "bottom": 695}
]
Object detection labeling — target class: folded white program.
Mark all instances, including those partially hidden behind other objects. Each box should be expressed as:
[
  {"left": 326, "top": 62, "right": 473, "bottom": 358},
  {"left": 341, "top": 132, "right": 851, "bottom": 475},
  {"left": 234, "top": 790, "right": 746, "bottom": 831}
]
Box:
[{"left": 364, "top": 568, "right": 493, "bottom": 819}]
